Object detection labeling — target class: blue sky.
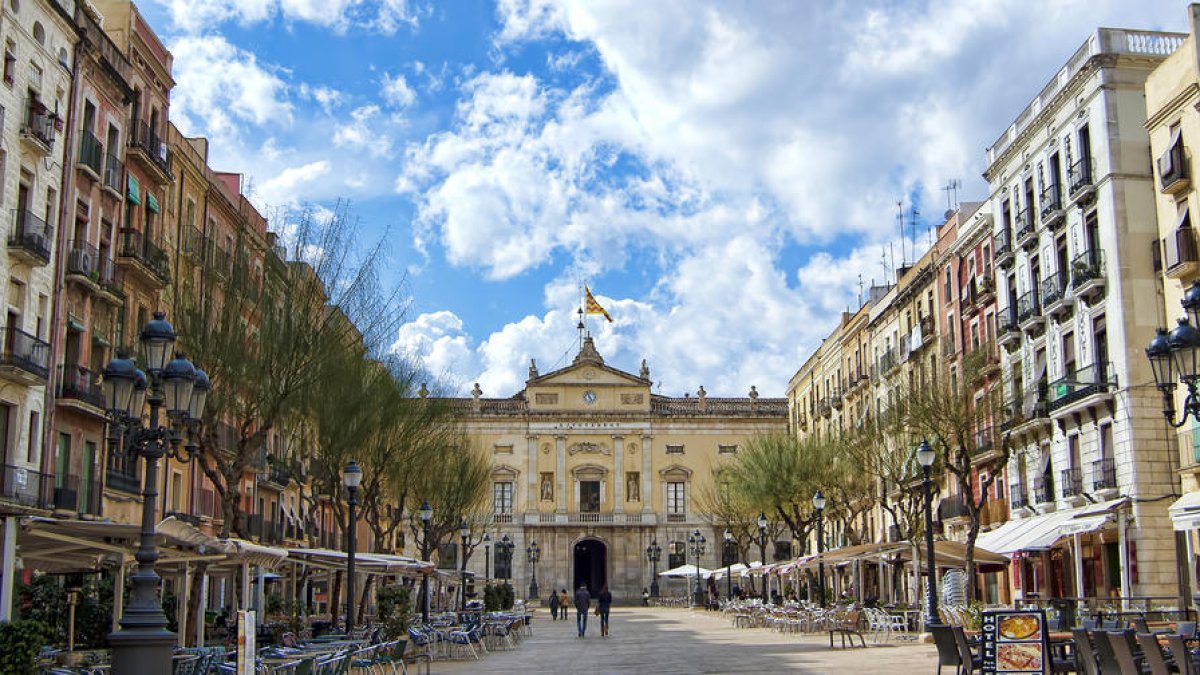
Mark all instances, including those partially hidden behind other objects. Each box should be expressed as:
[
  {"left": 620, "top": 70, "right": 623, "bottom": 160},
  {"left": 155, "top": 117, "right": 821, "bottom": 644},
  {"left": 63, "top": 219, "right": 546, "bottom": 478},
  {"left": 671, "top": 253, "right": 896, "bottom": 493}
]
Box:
[{"left": 141, "top": 0, "right": 1185, "bottom": 397}]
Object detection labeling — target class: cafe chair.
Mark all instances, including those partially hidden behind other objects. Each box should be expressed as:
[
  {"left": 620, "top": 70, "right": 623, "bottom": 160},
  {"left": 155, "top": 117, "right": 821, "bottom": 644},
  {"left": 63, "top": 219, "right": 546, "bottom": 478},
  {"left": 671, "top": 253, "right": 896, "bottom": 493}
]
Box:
[
  {"left": 929, "top": 624, "right": 962, "bottom": 675},
  {"left": 1136, "top": 632, "right": 1172, "bottom": 675},
  {"left": 1071, "top": 628, "right": 1100, "bottom": 675},
  {"left": 1177, "top": 621, "right": 1198, "bottom": 639},
  {"left": 1129, "top": 617, "right": 1151, "bottom": 634},
  {"left": 951, "top": 626, "right": 983, "bottom": 675},
  {"left": 1104, "top": 631, "right": 1145, "bottom": 675},
  {"left": 1163, "top": 634, "right": 1198, "bottom": 675}
]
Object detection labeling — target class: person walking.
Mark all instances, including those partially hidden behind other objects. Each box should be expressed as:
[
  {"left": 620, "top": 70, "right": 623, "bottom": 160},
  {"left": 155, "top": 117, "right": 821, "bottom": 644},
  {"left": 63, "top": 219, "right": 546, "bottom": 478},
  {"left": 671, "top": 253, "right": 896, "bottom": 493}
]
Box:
[
  {"left": 641, "top": 587, "right": 650, "bottom": 607},
  {"left": 559, "top": 588, "right": 569, "bottom": 619},
  {"left": 548, "top": 589, "right": 560, "bottom": 620},
  {"left": 597, "top": 584, "right": 613, "bottom": 637},
  {"left": 574, "top": 584, "right": 591, "bottom": 637}
]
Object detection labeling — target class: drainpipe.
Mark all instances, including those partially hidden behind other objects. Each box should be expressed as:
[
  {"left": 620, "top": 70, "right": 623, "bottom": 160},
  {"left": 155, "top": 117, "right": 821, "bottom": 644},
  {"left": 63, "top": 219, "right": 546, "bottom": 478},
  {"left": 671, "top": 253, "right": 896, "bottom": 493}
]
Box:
[{"left": 1118, "top": 508, "right": 1131, "bottom": 612}]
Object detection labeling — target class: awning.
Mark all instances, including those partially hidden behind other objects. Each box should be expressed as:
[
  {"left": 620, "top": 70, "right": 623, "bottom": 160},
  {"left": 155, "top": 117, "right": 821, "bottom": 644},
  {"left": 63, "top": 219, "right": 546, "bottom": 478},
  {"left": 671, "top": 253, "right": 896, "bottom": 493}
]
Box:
[
  {"left": 1059, "top": 515, "right": 1109, "bottom": 536},
  {"left": 976, "top": 498, "right": 1127, "bottom": 556},
  {"left": 709, "top": 563, "right": 748, "bottom": 580},
  {"left": 18, "top": 517, "right": 226, "bottom": 573},
  {"left": 657, "top": 563, "right": 710, "bottom": 578},
  {"left": 219, "top": 539, "right": 289, "bottom": 569},
  {"left": 127, "top": 175, "right": 140, "bottom": 204},
  {"left": 1170, "top": 492, "right": 1200, "bottom": 531},
  {"left": 146, "top": 191, "right": 160, "bottom": 213},
  {"left": 286, "top": 548, "right": 433, "bottom": 577}
]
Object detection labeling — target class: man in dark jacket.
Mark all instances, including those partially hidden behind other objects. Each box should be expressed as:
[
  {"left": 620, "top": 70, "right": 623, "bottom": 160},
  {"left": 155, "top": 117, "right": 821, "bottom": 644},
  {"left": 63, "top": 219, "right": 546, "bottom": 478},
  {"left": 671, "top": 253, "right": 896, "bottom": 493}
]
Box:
[
  {"left": 548, "top": 590, "right": 560, "bottom": 620},
  {"left": 574, "top": 584, "right": 591, "bottom": 637}
]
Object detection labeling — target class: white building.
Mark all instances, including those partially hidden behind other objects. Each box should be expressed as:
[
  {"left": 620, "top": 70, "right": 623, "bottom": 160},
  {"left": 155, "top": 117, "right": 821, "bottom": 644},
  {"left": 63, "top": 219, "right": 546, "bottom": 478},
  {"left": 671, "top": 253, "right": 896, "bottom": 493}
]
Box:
[{"left": 983, "top": 28, "right": 1186, "bottom": 601}]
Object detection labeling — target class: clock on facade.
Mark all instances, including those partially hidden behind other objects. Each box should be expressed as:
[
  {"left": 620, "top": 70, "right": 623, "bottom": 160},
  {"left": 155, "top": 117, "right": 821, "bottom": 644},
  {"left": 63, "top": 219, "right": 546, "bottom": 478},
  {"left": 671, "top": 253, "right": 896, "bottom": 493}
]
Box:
[{"left": 583, "top": 390, "right": 597, "bottom": 405}]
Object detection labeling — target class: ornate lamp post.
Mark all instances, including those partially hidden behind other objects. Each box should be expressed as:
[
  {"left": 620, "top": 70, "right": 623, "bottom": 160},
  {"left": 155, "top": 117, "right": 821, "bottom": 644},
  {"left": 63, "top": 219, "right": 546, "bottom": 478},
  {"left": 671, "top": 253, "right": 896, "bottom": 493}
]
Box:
[
  {"left": 342, "top": 460, "right": 363, "bottom": 631},
  {"left": 526, "top": 540, "right": 540, "bottom": 600},
  {"left": 917, "top": 439, "right": 941, "bottom": 628},
  {"left": 1147, "top": 286, "right": 1200, "bottom": 426},
  {"left": 419, "top": 501, "right": 433, "bottom": 622},
  {"left": 687, "top": 529, "right": 706, "bottom": 607},
  {"left": 483, "top": 533, "right": 492, "bottom": 583},
  {"left": 723, "top": 527, "right": 733, "bottom": 600},
  {"left": 757, "top": 512, "right": 768, "bottom": 600},
  {"left": 646, "top": 540, "right": 662, "bottom": 598},
  {"left": 104, "top": 312, "right": 210, "bottom": 673},
  {"left": 813, "top": 490, "right": 826, "bottom": 608},
  {"left": 459, "top": 518, "right": 470, "bottom": 612}
]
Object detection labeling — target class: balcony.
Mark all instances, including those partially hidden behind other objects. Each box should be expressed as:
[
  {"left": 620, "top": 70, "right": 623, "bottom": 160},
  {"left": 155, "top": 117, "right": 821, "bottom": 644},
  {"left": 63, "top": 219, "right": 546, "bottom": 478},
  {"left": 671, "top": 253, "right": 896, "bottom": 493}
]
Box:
[
  {"left": 1016, "top": 289, "right": 1043, "bottom": 334},
  {"left": 19, "top": 97, "right": 56, "bottom": 154},
  {"left": 880, "top": 347, "right": 899, "bottom": 374},
  {"left": 995, "top": 228, "right": 1014, "bottom": 269},
  {"left": 1060, "top": 467, "right": 1083, "bottom": 498},
  {"left": 1003, "top": 388, "right": 1051, "bottom": 436},
  {"left": 57, "top": 364, "right": 106, "bottom": 416},
  {"left": 1040, "top": 272, "right": 1070, "bottom": 319},
  {"left": 938, "top": 493, "right": 970, "bottom": 521},
  {"left": 1031, "top": 476, "right": 1055, "bottom": 505},
  {"left": 0, "top": 326, "right": 49, "bottom": 384},
  {"left": 1159, "top": 137, "right": 1190, "bottom": 196},
  {"left": 198, "top": 488, "right": 220, "bottom": 520},
  {"left": 52, "top": 475, "right": 81, "bottom": 512},
  {"left": 1091, "top": 458, "right": 1117, "bottom": 492},
  {"left": 182, "top": 226, "right": 205, "bottom": 260},
  {"left": 972, "top": 427, "right": 995, "bottom": 461},
  {"left": 8, "top": 209, "right": 51, "bottom": 265},
  {"left": 523, "top": 511, "right": 658, "bottom": 526},
  {"left": 1069, "top": 157, "right": 1095, "bottom": 203},
  {"left": 1040, "top": 183, "right": 1065, "bottom": 229},
  {"left": 1014, "top": 208, "right": 1037, "bottom": 249},
  {"left": 1049, "top": 362, "right": 1115, "bottom": 417},
  {"left": 76, "top": 129, "right": 103, "bottom": 181},
  {"left": 816, "top": 399, "right": 832, "bottom": 418},
  {"left": 127, "top": 120, "right": 172, "bottom": 183},
  {"left": 105, "top": 467, "right": 140, "bottom": 495},
  {"left": 1070, "top": 249, "right": 1105, "bottom": 302},
  {"left": 64, "top": 241, "right": 121, "bottom": 304},
  {"left": 1010, "top": 484, "right": 1028, "bottom": 510},
  {"left": 117, "top": 228, "right": 170, "bottom": 288},
  {"left": 998, "top": 306, "right": 1021, "bottom": 350},
  {"left": 1167, "top": 226, "right": 1200, "bottom": 280},
  {"left": 0, "top": 464, "right": 49, "bottom": 510},
  {"left": 102, "top": 153, "right": 123, "bottom": 198}
]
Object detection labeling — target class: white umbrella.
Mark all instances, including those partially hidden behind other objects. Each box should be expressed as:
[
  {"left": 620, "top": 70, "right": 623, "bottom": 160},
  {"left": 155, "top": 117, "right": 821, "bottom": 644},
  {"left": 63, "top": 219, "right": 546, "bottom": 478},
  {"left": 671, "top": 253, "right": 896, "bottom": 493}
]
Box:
[
  {"left": 658, "top": 563, "right": 711, "bottom": 578},
  {"left": 710, "top": 563, "right": 749, "bottom": 580}
]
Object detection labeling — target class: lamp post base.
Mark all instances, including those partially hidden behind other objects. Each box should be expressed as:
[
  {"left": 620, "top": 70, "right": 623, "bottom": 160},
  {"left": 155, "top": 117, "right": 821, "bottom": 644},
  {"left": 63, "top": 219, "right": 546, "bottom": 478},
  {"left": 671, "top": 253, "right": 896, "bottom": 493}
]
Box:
[
  {"left": 650, "top": 579, "right": 659, "bottom": 598},
  {"left": 109, "top": 625, "right": 176, "bottom": 674},
  {"left": 529, "top": 581, "right": 538, "bottom": 601}
]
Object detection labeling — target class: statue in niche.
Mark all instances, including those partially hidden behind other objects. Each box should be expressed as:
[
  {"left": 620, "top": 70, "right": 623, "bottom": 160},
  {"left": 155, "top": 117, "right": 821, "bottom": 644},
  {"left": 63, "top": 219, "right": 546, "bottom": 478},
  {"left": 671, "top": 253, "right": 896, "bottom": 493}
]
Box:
[
  {"left": 540, "top": 473, "right": 554, "bottom": 501},
  {"left": 627, "top": 473, "right": 641, "bottom": 501}
]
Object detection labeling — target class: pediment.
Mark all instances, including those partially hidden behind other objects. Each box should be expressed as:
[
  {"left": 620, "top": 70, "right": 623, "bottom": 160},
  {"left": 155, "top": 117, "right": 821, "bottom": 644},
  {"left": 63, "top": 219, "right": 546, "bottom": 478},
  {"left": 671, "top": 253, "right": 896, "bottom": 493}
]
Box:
[{"left": 528, "top": 362, "right": 647, "bottom": 388}]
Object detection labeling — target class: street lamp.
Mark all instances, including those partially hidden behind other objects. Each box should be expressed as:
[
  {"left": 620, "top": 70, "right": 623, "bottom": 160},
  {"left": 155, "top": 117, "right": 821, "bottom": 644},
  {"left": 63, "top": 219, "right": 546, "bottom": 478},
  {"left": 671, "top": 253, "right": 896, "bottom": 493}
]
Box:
[
  {"left": 342, "top": 460, "right": 363, "bottom": 631},
  {"left": 723, "top": 528, "right": 733, "bottom": 600},
  {"left": 483, "top": 533, "right": 492, "bottom": 583},
  {"left": 104, "top": 313, "right": 209, "bottom": 673},
  {"left": 757, "top": 512, "right": 768, "bottom": 601},
  {"left": 459, "top": 518, "right": 470, "bottom": 612},
  {"left": 526, "top": 541, "right": 540, "bottom": 600},
  {"left": 813, "top": 490, "right": 826, "bottom": 608},
  {"left": 646, "top": 540, "right": 662, "bottom": 598},
  {"left": 419, "top": 501, "right": 433, "bottom": 623},
  {"left": 917, "top": 438, "right": 941, "bottom": 628},
  {"left": 1147, "top": 301, "right": 1200, "bottom": 427},
  {"left": 687, "top": 529, "right": 706, "bottom": 607}
]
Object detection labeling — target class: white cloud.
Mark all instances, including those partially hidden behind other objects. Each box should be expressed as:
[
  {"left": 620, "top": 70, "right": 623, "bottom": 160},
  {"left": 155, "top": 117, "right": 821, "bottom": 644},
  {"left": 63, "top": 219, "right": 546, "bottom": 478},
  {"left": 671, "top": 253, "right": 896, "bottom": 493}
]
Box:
[
  {"left": 333, "top": 105, "right": 394, "bottom": 158},
  {"left": 381, "top": 72, "right": 416, "bottom": 108},
  {"left": 169, "top": 35, "right": 293, "bottom": 141},
  {"left": 151, "top": 0, "right": 423, "bottom": 34},
  {"left": 297, "top": 84, "right": 344, "bottom": 114},
  {"left": 258, "top": 160, "right": 332, "bottom": 206}
]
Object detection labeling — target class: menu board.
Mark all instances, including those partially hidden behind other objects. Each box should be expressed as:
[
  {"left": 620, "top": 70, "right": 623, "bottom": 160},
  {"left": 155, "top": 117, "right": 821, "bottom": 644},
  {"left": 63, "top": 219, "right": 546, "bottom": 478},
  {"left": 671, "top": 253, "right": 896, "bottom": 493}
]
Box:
[{"left": 981, "top": 609, "right": 1049, "bottom": 674}]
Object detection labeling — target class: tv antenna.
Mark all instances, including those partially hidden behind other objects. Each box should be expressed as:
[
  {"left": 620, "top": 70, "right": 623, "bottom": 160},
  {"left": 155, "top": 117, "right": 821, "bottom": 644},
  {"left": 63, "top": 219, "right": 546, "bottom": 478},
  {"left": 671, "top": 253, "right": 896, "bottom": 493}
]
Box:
[{"left": 942, "top": 179, "right": 961, "bottom": 214}]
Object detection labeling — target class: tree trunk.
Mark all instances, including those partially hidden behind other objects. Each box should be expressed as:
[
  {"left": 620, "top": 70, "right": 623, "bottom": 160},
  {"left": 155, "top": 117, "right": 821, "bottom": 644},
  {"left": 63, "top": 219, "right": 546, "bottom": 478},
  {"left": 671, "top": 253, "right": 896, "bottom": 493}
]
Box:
[
  {"left": 185, "top": 563, "right": 208, "bottom": 646},
  {"left": 357, "top": 576, "right": 374, "bottom": 626},
  {"left": 330, "top": 571, "right": 344, "bottom": 629}
]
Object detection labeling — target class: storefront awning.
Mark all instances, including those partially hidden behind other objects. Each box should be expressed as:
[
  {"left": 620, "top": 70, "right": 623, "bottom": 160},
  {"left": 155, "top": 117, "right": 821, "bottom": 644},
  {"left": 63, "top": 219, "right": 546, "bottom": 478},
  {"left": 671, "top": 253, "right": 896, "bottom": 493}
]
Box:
[
  {"left": 1170, "top": 492, "right": 1200, "bottom": 531},
  {"left": 127, "top": 175, "right": 140, "bottom": 205},
  {"left": 976, "top": 498, "right": 1128, "bottom": 555},
  {"left": 286, "top": 548, "right": 433, "bottom": 577}
]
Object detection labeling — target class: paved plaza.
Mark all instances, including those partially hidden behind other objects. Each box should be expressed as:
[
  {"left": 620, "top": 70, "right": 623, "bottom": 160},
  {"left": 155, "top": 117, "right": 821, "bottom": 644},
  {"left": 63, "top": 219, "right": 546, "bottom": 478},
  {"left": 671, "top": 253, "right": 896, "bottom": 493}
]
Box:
[{"left": 432, "top": 607, "right": 938, "bottom": 674}]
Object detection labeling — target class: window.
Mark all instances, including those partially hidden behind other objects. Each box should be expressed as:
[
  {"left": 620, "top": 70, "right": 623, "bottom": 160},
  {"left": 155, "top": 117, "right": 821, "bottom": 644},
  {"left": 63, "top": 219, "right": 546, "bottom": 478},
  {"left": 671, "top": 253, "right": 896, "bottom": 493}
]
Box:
[
  {"left": 437, "top": 543, "right": 458, "bottom": 569},
  {"left": 492, "top": 481, "right": 512, "bottom": 514},
  {"left": 667, "top": 541, "right": 686, "bottom": 569},
  {"left": 494, "top": 544, "right": 512, "bottom": 579},
  {"left": 492, "top": 443, "right": 513, "bottom": 454},
  {"left": 718, "top": 444, "right": 738, "bottom": 455},
  {"left": 54, "top": 432, "right": 69, "bottom": 489},
  {"left": 2, "top": 41, "right": 14, "bottom": 86},
  {"left": 170, "top": 471, "right": 182, "bottom": 512},
  {"left": 667, "top": 481, "right": 686, "bottom": 516},
  {"left": 579, "top": 480, "right": 600, "bottom": 512},
  {"left": 26, "top": 410, "right": 38, "bottom": 463},
  {"left": 665, "top": 444, "right": 684, "bottom": 455},
  {"left": 625, "top": 472, "right": 640, "bottom": 501},
  {"left": 774, "top": 541, "right": 793, "bottom": 561}
]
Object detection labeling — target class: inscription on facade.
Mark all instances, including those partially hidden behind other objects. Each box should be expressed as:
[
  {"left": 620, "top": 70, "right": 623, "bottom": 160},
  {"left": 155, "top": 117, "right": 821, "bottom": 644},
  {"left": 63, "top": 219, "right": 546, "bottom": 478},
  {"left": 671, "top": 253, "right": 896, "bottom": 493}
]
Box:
[
  {"left": 620, "top": 393, "right": 644, "bottom": 404},
  {"left": 534, "top": 393, "right": 558, "bottom": 404}
]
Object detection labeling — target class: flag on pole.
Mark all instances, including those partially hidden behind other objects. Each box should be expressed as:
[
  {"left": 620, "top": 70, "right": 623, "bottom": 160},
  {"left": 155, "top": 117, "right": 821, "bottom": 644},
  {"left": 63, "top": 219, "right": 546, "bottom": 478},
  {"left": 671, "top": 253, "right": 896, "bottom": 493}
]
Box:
[{"left": 585, "top": 286, "right": 613, "bottom": 322}]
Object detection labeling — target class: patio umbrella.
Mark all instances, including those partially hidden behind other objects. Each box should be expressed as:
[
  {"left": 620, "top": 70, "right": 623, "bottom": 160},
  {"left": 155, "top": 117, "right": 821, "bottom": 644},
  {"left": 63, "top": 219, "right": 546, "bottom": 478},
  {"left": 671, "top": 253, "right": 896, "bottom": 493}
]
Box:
[{"left": 658, "top": 563, "right": 711, "bottom": 578}]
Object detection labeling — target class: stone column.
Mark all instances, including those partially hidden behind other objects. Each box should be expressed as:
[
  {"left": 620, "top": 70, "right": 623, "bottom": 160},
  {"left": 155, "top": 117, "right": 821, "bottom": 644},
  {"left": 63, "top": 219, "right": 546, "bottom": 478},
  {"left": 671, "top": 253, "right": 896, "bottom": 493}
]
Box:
[
  {"left": 613, "top": 435, "right": 625, "bottom": 514},
  {"left": 526, "top": 435, "right": 538, "bottom": 514},
  {"left": 556, "top": 435, "right": 567, "bottom": 513},
  {"left": 642, "top": 434, "right": 653, "bottom": 515}
]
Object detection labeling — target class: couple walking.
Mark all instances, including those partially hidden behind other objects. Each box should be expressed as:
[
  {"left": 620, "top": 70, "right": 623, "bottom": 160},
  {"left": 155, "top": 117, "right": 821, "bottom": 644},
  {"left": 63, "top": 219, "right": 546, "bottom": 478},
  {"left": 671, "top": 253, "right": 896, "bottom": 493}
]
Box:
[{"left": 572, "top": 583, "right": 612, "bottom": 637}]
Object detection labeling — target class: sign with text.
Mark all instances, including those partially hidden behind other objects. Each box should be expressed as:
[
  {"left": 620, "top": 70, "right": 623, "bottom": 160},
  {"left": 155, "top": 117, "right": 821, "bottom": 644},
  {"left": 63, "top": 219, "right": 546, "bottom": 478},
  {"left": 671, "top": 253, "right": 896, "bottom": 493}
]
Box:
[{"left": 981, "top": 609, "right": 1049, "bottom": 674}]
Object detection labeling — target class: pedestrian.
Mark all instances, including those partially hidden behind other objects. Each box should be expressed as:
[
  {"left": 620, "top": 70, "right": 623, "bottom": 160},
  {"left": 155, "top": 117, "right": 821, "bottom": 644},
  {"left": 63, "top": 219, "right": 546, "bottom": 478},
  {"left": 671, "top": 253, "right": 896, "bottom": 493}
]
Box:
[
  {"left": 559, "top": 588, "right": 569, "bottom": 617},
  {"left": 597, "top": 584, "right": 613, "bottom": 637},
  {"left": 548, "top": 589, "right": 560, "bottom": 620},
  {"left": 641, "top": 587, "right": 650, "bottom": 607},
  {"left": 574, "top": 584, "right": 591, "bottom": 637}
]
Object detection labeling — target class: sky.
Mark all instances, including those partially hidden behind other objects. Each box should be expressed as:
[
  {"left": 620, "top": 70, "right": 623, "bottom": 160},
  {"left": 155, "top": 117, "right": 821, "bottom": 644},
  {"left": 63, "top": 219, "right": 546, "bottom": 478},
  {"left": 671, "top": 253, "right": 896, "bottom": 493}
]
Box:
[{"left": 139, "top": 0, "right": 1185, "bottom": 398}]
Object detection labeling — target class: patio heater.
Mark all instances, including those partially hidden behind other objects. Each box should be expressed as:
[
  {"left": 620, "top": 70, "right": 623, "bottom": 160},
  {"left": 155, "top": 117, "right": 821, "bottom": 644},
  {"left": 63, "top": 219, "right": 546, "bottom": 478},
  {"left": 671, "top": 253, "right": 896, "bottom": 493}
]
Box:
[
  {"left": 813, "top": 490, "right": 826, "bottom": 608},
  {"left": 757, "top": 512, "right": 768, "bottom": 600},
  {"left": 104, "top": 312, "right": 210, "bottom": 674},
  {"left": 526, "top": 540, "right": 540, "bottom": 600},
  {"left": 342, "top": 460, "right": 363, "bottom": 631},
  {"left": 687, "top": 529, "right": 706, "bottom": 607},
  {"left": 419, "top": 501, "right": 433, "bottom": 622},
  {"left": 646, "top": 540, "right": 662, "bottom": 598},
  {"left": 723, "top": 528, "right": 733, "bottom": 600},
  {"left": 459, "top": 518, "right": 470, "bottom": 611},
  {"left": 917, "top": 439, "right": 942, "bottom": 628}
]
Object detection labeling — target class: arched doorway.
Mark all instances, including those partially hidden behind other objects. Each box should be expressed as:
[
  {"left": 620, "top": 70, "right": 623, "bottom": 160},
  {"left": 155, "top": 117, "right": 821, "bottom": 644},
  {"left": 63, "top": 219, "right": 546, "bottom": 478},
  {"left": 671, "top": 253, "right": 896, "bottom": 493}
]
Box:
[{"left": 573, "top": 539, "right": 607, "bottom": 595}]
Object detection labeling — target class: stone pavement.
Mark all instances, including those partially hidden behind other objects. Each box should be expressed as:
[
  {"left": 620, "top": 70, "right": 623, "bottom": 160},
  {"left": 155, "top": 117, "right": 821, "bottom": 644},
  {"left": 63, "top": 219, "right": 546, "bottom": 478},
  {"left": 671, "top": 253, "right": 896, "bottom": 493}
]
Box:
[{"left": 430, "top": 607, "right": 938, "bottom": 674}]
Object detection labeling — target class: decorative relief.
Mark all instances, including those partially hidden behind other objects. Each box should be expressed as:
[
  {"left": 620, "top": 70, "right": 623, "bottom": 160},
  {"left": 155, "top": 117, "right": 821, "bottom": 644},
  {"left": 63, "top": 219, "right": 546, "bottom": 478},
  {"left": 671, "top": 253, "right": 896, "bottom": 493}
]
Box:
[
  {"left": 568, "top": 442, "right": 611, "bottom": 456},
  {"left": 539, "top": 472, "right": 554, "bottom": 501},
  {"left": 541, "top": 442, "right": 552, "bottom": 455},
  {"left": 620, "top": 393, "right": 644, "bottom": 404},
  {"left": 627, "top": 442, "right": 638, "bottom": 454},
  {"left": 534, "top": 393, "right": 558, "bottom": 404}
]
